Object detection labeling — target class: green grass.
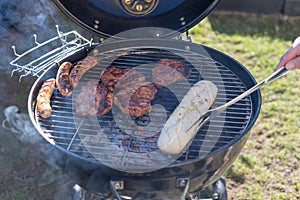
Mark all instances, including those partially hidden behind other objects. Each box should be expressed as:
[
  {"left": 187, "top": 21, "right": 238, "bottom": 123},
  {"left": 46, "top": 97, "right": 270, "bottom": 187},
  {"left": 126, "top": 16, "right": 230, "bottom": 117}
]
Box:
[{"left": 190, "top": 11, "right": 300, "bottom": 199}]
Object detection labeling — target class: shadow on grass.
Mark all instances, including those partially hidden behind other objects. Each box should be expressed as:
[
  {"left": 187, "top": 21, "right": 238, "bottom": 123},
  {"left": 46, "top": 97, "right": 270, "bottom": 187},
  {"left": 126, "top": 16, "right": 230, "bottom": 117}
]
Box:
[
  {"left": 208, "top": 11, "right": 300, "bottom": 41},
  {"left": 225, "top": 167, "right": 245, "bottom": 185}
]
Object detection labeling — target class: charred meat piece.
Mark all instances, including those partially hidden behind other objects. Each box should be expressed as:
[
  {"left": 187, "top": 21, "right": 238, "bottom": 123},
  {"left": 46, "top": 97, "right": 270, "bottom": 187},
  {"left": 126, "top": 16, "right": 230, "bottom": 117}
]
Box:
[
  {"left": 114, "top": 83, "right": 157, "bottom": 117},
  {"left": 95, "top": 82, "right": 113, "bottom": 116},
  {"left": 75, "top": 80, "right": 99, "bottom": 116},
  {"left": 70, "top": 56, "right": 98, "bottom": 88},
  {"left": 75, "top": 81, "right": 113, "bottom": 116},
  {"left": 100, "top": 67, "right": 131, "bottom": 92},
  {"left": 152, "top": 58, "right": 191, "bottom": 87},
  {"left": 56, "top": 62, "right": 73, "bottom": 96}
]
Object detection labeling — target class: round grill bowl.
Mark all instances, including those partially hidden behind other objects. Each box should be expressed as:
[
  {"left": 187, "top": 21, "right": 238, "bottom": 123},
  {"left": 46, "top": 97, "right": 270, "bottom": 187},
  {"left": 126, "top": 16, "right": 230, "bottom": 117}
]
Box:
[{"left": 28, "top": 38, "right": 261, "bottom": 198}]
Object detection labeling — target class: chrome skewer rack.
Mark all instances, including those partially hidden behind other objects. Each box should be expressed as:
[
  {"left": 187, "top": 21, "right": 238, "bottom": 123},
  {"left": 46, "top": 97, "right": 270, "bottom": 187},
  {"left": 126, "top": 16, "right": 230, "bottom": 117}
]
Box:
[{"left": 10, "top": 25, "right": 94, "bottom": 81}]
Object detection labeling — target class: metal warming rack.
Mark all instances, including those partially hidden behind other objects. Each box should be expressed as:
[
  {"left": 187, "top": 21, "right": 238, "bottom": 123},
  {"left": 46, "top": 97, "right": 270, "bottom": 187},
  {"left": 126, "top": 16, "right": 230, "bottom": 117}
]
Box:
[{"left": 10, "top": 25, "right": 93, "bottom": 81}]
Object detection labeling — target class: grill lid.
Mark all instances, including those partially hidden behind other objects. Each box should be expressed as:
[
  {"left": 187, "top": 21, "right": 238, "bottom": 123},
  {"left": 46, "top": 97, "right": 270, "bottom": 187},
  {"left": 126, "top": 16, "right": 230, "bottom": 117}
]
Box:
[{"left": 53, "top": 0, "right": 221, "bottom": 38}]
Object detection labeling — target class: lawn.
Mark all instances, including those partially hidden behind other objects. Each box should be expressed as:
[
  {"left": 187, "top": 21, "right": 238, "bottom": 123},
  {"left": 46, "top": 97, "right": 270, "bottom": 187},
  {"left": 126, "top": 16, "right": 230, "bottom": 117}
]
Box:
[{"left": 190, "top": 11, "right": 300, "bottom": 199}]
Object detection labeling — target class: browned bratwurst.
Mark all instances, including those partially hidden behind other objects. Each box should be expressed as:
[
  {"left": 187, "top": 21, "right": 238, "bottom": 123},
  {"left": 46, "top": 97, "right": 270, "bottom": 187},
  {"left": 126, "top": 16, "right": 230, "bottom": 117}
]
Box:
[
  {"left": 70, "top": 56, "right": 98, "bottom": 88},
  {"left": 36, "top": 78, "right": 56, "bottom": 118},
  {"left": 56, "top": 61, "right": 73, "bottom": 96}
]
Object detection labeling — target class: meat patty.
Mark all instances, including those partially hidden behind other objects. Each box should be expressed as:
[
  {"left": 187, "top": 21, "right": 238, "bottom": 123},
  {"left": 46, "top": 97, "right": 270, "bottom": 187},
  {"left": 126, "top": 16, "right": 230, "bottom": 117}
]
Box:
[
  {"left": 152, "top": 58, "right": 191, "bottom": 87},
  {"left": 114, "top": 83, "right": 157, "bottom": 117},
  {"left": 75, "top": 80, "right": 99, "bottom": 116}
]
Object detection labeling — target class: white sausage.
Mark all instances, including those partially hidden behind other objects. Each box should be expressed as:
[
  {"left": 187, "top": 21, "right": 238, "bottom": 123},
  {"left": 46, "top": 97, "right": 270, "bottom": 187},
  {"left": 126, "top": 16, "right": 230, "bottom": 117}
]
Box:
[{"left": 157, "top": 80, "right": 218, "bottom": 155}]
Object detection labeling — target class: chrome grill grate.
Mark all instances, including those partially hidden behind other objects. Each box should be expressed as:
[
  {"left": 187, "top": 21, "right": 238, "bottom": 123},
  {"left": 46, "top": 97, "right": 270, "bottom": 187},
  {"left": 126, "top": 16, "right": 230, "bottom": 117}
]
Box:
[{"left": 35, "top": 47, "right": 252, "bottom": 170}]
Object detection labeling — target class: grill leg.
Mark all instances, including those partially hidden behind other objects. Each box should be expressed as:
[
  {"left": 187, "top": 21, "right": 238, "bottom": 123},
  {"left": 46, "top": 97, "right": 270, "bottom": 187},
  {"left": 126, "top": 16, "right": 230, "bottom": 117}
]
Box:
[
  {"left": 72, "top": 185, "right": 85, "bottom": 200},
  {"left": 72, "top": 184, "right": 107, "bottom": 200},
  {"left": 71, "top": 178, "right": 228, "bottom": 200},
  {"left": 199, "top": 178, "right": 228, "bottom": 200}
]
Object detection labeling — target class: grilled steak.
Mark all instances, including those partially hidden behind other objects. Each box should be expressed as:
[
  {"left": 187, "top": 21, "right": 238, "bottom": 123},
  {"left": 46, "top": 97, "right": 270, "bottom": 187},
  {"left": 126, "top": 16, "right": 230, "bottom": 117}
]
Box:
[
  {"left": 114, "top": 83, "right": 157, "bottom": 117},
  {"left": 75, "top": 80, "right": 99, "bottom": 116},
  {"left": 152, "top": 58, "right": 191, "bottom": 87},
  {"left": 95, "top": 81, "right": 113, "bottom": 116},
  {"left": 75, "top": 80, "right": 113, "bottom": 116},
  {"left": 100, "top": 67, "right": 131, "bottom": 92},
  {"left": 115, "top": 68, "right": 146, "bottom": 89}
]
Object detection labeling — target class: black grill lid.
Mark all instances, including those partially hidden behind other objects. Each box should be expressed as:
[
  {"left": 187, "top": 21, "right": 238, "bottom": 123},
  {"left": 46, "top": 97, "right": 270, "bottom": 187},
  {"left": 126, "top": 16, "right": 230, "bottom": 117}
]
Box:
[{"left": 53, "top": 0, "right": 221, "bottom": 38}]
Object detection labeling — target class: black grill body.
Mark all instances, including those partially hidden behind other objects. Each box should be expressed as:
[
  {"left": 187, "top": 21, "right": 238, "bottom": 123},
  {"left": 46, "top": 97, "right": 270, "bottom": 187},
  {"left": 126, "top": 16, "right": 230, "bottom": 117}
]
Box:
[{"left": 28, "top": 38, "right": 261, "bottom": 198}]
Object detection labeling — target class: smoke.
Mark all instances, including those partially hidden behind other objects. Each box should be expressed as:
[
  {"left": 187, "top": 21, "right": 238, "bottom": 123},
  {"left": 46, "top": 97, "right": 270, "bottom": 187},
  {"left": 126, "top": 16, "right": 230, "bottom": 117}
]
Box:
[
  {"left": 0, "top": 0, "right": 92, "bottom": 74},
  {"left": 2, "top": 105, "right": 77, "bottom": 199},
  {"left": 0, "top": 0, "right": 53, "bottom": 71}
]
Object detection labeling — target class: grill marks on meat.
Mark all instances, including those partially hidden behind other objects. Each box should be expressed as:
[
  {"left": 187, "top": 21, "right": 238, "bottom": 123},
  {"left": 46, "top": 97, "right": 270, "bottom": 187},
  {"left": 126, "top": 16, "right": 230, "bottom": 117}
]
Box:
[
  {"left": 100, "top": 67, "right": 153, "bottom": 117},
  {"left": 70, "top": 56, "right": 98, "bottom": 88},
  {"left": 128, "top": 83, "right": 157, "bottom": 117},
  {"left": 75, "top": 81, "right": 113, "bottom": 116},
  {"left": 153, "top": 58, "right": 191, "bottom": 87},
  {"left": 36, "top": 78, "right": 56, "bottom": 118},
  {"left": 100, "top": 67, "right": 131, "bottom": 92},
  {"left": 116, "top": 68, "right": 146, "bottom": 89},
  {"left": 56, "top": 62, "right": 73, "bottom": 96},
  {"left": 75, "top": 67, "right": 148, "bottom": 117},
  {"left": 114, "top": 83, "right": 157, "bottom": 117},
  {"left": 95, "top": 82, "right": 113, "bottom": 116}
]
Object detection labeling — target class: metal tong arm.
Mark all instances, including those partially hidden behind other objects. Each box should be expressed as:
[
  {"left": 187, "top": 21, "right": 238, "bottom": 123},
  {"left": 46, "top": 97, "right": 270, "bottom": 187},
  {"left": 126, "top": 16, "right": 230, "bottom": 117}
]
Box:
[{"left": 188, "top": 67, "right": 289, "bottom": 132}]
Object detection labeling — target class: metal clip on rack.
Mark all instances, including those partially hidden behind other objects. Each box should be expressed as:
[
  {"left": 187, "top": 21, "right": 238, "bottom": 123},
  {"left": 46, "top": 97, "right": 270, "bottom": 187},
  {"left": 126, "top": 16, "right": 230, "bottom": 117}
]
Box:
[{"left": 10, "top": 25, "right": 93, "bottom": 81}]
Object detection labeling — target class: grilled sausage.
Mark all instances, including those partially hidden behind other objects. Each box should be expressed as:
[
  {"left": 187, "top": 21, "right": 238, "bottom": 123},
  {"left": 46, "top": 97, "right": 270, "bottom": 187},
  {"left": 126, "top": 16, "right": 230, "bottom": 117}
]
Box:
[
  {"left": 157, "top": 80, "right": 218, "bottom": 155},
  {"left": 70, "top": 56, "right": 98, "bottom": 88},
  {"left": 36, "top": 78, "right": 56, "bottom": 118},
  {"left": 56, "top": 61, "right": 73, "bottom": 96}
]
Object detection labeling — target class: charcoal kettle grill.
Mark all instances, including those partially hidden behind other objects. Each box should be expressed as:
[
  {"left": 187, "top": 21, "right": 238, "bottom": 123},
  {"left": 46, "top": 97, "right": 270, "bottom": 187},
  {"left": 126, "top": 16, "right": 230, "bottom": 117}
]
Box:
[{"left": 10, "top": 0, "right": 262, "bottom": 199}]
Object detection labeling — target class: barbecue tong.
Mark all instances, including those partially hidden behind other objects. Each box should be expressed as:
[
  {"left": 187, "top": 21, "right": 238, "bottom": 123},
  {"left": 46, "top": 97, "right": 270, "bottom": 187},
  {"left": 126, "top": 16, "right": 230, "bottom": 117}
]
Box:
[{"left": 187, "top": 67, "right": 289, "bottom": 132}]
